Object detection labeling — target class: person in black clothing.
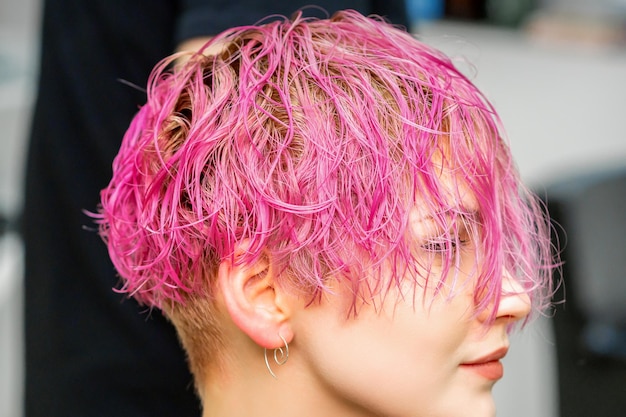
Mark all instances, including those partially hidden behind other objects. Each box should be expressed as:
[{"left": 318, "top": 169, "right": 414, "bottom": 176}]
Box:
[{"left": 22, "top": 2, "right": 407, "bottom": 417}]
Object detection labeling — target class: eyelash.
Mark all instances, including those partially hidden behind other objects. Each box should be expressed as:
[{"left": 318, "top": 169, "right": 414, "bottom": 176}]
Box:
[{"left": 421, "top": 236, "right": 470, "bottom": 254}]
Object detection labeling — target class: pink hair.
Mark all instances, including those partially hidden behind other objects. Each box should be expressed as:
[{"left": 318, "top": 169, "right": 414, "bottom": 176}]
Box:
[{"left": 97, "top": 10, "right": 554, "bottom": 321}]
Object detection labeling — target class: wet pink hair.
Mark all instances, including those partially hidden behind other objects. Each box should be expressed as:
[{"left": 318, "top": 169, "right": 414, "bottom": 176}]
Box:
[{"left": 97, "top": 10, "right": 554, "bottom": 321}]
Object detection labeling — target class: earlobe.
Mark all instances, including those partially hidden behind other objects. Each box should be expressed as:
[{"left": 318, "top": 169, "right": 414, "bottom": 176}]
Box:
[{"left": 217, "top": 251, "right": 294, "bottom": 349}]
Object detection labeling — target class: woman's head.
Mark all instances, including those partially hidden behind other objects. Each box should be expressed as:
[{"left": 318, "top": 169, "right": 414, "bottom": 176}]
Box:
[{"left": 97, "top": 9, "right": 554, "bottom": 415}]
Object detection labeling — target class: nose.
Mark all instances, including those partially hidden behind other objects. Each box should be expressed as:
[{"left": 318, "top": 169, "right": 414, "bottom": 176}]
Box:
[{"left": 495, "top": 273, "right": 531, "bottom": 323}]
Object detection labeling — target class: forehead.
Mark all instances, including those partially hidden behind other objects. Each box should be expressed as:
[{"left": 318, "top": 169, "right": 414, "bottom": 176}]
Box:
[{"left": 411, "top": 147, "right": 480, "bottom": 222}]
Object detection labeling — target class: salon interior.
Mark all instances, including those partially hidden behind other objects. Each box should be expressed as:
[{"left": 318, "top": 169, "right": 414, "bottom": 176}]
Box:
[{"left": 1, "top": 0, "right": 625, "bottom": 416}]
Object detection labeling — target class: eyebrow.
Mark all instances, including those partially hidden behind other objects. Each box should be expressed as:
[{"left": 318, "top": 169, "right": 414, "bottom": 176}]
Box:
[{"left": 416, "top": 208, "right": 481, "bottom": 224}]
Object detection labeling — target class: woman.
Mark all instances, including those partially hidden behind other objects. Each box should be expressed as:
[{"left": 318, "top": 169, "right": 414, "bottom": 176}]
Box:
[{"left": 97, "top": 10, "right": 554, "bottom": 417}]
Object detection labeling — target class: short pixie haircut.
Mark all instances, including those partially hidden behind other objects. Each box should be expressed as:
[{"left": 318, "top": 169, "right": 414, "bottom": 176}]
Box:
[{"left": 98, "top": 9, "right": 553, "bottom": 376}]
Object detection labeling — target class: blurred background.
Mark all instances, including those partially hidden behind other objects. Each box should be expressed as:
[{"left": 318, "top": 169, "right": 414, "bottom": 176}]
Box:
[
  {"left": 1, "top": 0, "right": 625, "bottom": 416},
  {"left": 1, "top": 0, "right": 37, "bottom": 416}
]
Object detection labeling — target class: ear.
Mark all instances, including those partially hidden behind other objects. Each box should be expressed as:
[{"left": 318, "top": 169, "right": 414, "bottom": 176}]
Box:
[{"left": 218, "top": 246, "right": 294, "bottom": 349}]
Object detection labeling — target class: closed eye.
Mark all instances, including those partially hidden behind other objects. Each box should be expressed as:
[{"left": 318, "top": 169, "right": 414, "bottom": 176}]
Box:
[
  {"left": 421, "top": 236, "right": 470, "bottom": 254},
  {"left": 414, "top": 209, "right": 480, "bottom": 259}
]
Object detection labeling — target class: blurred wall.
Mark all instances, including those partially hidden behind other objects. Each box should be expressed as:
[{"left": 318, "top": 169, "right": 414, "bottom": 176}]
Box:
[
  {"left": 0, "top": 1, "right": 39, "bottom": 416},
  {"left": 419, "top": 20, "right": 626, "bottom": 189}
]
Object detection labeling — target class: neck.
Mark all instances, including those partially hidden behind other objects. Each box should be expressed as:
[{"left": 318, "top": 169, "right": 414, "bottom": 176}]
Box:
[
  {"left": 199, "top": 353, "right": 374, "bottom": 417},
  {"left": 200, "top": 366, "right": 288, "bottom": 417}
]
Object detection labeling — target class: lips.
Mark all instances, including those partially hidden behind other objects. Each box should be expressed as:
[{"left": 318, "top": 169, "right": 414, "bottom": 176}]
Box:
[{"left": 460, "top": 347, "right": 509, "bottom": 381}]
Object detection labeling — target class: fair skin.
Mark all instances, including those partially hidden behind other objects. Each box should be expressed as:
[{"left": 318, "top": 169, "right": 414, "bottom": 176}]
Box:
[
  {"left": 177, "top": 37, "right": 227, "bottom": 58},
  {"left": 177, "top": 37, "right": 215, "bottom": 55},
  {"left": 205, "top": 182, "right": 531, "bottom": 417}
]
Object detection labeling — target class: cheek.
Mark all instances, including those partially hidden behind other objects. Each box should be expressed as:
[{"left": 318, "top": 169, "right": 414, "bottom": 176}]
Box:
[{"left": 294, "top": 294, "right": 475, "bottom": 416}]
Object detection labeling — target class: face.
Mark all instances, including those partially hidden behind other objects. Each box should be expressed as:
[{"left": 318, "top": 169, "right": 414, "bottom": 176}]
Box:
[{"left": 288, "top": 200, "right": 531, "bottom": 417}]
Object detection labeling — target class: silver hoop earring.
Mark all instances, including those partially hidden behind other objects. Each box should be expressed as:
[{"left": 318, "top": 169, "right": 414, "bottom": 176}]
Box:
[{"left": 264, "top": 333, "right": 289, "bottom": 379}]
